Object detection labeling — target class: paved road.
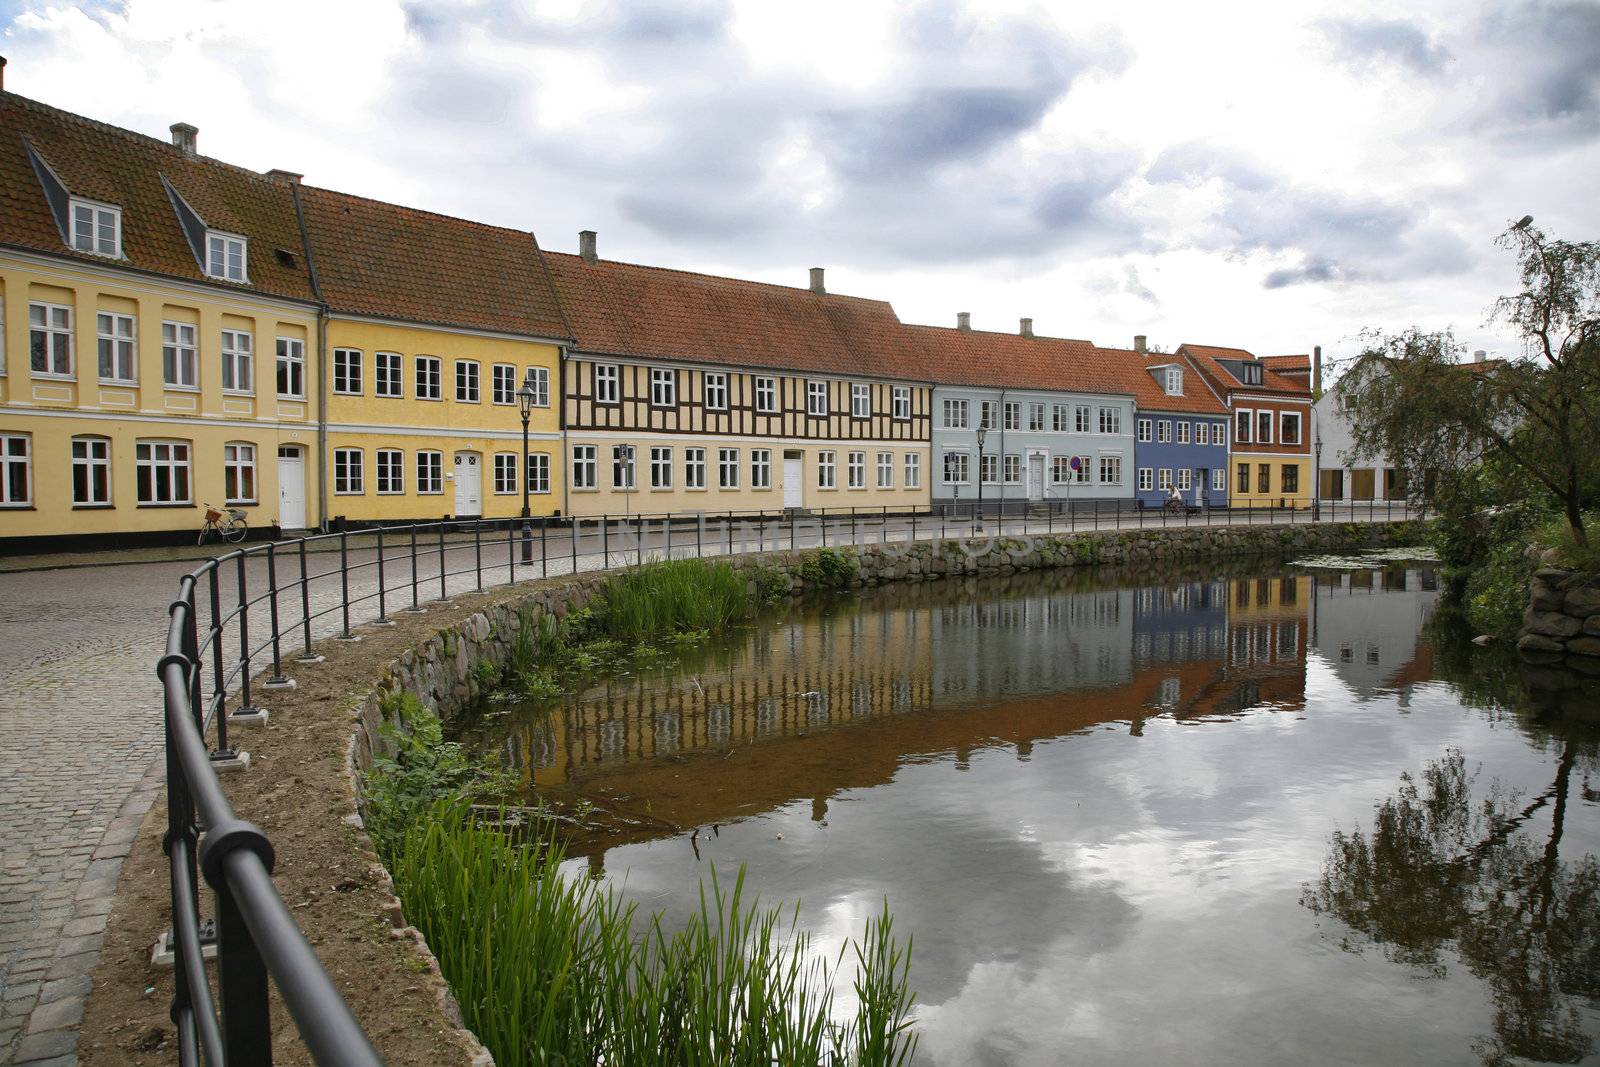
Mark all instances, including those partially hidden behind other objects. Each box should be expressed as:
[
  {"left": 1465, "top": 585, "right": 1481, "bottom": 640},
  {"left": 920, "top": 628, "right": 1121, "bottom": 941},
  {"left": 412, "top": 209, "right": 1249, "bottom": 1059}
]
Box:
[{"left": 0, "top": 502, "right": 1422, "bottom": 1063}]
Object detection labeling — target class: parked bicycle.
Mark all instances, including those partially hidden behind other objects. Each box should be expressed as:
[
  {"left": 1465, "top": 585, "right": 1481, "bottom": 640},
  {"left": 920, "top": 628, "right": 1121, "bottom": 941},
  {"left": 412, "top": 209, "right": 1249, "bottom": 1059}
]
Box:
[{"left": 198, "top": 503, "right": 248, "bottom": 545}]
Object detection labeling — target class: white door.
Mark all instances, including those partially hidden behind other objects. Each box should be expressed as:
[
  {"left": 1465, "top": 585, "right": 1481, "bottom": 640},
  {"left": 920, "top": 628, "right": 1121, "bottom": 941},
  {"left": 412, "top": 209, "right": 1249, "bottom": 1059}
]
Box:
[
  {"left": 454, "top": 452, "right": 482, "bottom": 516},
  {"left": 783, "top": 456, "right": 804, "bottom": 508},
  {"left": 277, "top": 446, "right": 305, "bottom": 529},
  {"left": 1027, "top": 455, "right": 1045, "bottom": 500}
]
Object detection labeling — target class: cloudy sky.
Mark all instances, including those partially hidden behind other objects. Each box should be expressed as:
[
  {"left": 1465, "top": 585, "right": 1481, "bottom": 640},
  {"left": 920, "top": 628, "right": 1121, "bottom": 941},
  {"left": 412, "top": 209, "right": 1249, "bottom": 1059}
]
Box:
[{"left": 3, "top": 0, "right": 1597, "bottom": 366}]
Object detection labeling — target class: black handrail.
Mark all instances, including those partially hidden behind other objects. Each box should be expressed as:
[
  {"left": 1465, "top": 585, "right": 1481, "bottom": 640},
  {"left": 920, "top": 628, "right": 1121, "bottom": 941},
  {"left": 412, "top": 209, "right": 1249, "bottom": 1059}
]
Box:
[{"left": 156, "top": 499, "right": 1425, "bottom": 1064}]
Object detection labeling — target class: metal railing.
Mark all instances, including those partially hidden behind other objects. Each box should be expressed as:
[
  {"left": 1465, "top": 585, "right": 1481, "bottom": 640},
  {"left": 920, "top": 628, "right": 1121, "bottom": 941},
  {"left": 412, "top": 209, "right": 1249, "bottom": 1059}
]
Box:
[{"left": 155, "top": 496, "right": 1425, "bottom": 1063}]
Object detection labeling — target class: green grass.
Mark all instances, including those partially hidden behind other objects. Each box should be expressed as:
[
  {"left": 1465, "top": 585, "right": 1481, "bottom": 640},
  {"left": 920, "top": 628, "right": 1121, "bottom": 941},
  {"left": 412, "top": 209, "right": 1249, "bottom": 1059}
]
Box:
[
  {"left": 385, "top": 800, "right": 918, "bottom": 1067},
  {"left": 596, "top": 558, "right": 753, "bottom": 642}
]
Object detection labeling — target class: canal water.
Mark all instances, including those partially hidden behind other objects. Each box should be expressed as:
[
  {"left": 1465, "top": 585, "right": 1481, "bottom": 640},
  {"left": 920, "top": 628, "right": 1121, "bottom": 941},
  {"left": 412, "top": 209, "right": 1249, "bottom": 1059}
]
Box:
[{"left": 469, "top": 557, "right": 1600, "bottom": 1066}]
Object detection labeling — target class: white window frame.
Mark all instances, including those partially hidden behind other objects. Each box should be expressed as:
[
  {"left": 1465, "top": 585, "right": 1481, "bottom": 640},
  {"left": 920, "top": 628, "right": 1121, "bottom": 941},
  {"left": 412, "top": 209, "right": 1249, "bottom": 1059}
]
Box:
[
  {"left": 162, "top": 321, "right": 198, "bottom": 389},
  {"left": 492, "top": 453, "right": 517, "bottom": 495},
  {"left": 1052, "top": 404, "right": 1068, "bottom": 432},
  {"left": 685, "top": 447, "right": 707, "bottom": 489},
  {"left": 224, "top": 442, "right": 258, "bottom": 504},
  {"left": 136, "top": 439, "right": 192, "bottom": 504},
  {"left": 594, "top": 364, "right": 620, "bottom": 404},
  {"left": 1028, "top": 402, "right": 1045, "bottom": 431},
  {"left": 205, "top": 230, "right": 248, "bottom": 283},
  {"left": 1165, "top": 367, "right": 1183, "bottom": 395},
  {"left": 943, "top": 398, "right": 968, "bottom": 429},
  {"left": 70, "top": 198, "right": 122, "bottom": 258},
  {"left": 1235, "top": 408, "right": 1254, "bottom": 444},
  {"left": 527, "top": 452, "right": 550, "bottom": 494},
  {"left": 220, "top": 329, "right": 253, "bottom": 394},
  {"left": 29, "top": 301, "right": 74, "bottom": 379},
  {"left": 649, "top": 367, "right": 676, "bottom": 408},
  {"left": 96, "top": 311, "right": 137, "bottom": 383},
  {"left": 1158, "top": 468, "right": 1173, "bottom": 491},
  {"left": 571, "top": 444, "right": 597, "bottom": 489},
  {"left": 943, "top": 451, "right": 969, "bottom": 485},
  {"left": 1, "top": 433, "right": 33, "bottom": 506},
  {"left": 651, "top": 446, "right": 674, "bottom": 489},
  {"left": 417, "top": 451, "right": 444, "bottom": 495},
  {"left": 704, "top": 372, "right": 728, "bottom": 411},
  {"left": 1074, "top": 405, "right": 1091, "bottom": 434},
  {"left": 1177, "top": 468, "right": 1192, "bottom": 491},
  {"left": 333, "top": 448, "right": 364, "bottom": 495},
  {"left": 846, "top": 450, "right": 865, "bottom": 490},
  {"left": 979, "top": 454, "right": 999, "bottom": 485},
  {"left": 416, "top": 356, "right": 442, "bottom": 401},
  {"left": 525, "top": 366, "right": 550, "bottom": 407},
  {"left": 377, "top": 449, "right": 405, "bottom": 495},
  {"left": 1195, "top": 423, "right": 1208, "bottom": 446},
  {"left": 1212, "top": 467, "right": 1228, "bottom": 492},
  {"left": 1137, "top": 418, "right": 1152, "bottom": 443},
  {"left": 718, "top": 447, "right": 740, "bottom": 489},
  {"left": 1099, "top": 406, "right": 1122, "bottom": 435},
  {"left": 807, "top": 380, "right": 829, "bottom": 417},
  {"left": 491, "top": 363, "right": 517, "bottom": 405},
  {"left": 752, "top": 448, "right": 771, "bottom": 489},
  {"left": 375, "top": 352, "right": 403, "bottom": 398},
  {"left": 1138, "top": 467, "right": 1154, "bottom": 491},
  {"left": 892, "top": 386, "right": 911, "bottom": 420},
  {"left": 1177, "top": 421, "right": 1190, "bottom": 445},
  {"left": 1003, "top": 401, "right": 1021, "bottom": 431},
  {"left": 1099, "top": 454, "right": 1123, "bottom": 485},
  {"left": 455, "top": 360, "right": 480, "bottom": 403},
  {"left": 1052, "top": 456, "right": 1073, "bottom": 484},
  {"left": 754, "top": 376, "right": 777, "bottom": 413},
  {"left": 817, "top": 450, "right": 837, "bottom": 488},
  {"left": 1257, "top": 409, "right": 1274, "bottom": 445},
  {"left": 72, "top": 435, "right": 112, "bottom": 507},
  {"left": 1280, "top": 410, "right": 1302, "bottom": 446},
  {"left": 1003, "top": 454, "right": 1021, "bottom": 484},
  {"left": 904, "top": 452, "right": 921, "bottom": 488},
  {"left": 276, "top": 337, "right": 305, "bottom": 399},
  {"left": 332, "top": 348, "right": 363, "bottom": 395},
  {"left": 876, "top": 451, "right": 894, "bottom": 489},
  {"left": 979, "top": 401, "right": 996, "bottom": 431},
  {"left": 1157, "top": 420, "right": 1171, "bottom": 444},
  {"left": 851, "top": 382, "right": 871, "bottom": 419}
]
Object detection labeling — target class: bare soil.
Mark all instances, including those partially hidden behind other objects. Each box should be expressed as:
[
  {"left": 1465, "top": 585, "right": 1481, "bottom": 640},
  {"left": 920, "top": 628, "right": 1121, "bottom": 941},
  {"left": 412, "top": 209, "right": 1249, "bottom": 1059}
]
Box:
[{"left": 77, "top": 582, "right": 556, "bottom": 1066}]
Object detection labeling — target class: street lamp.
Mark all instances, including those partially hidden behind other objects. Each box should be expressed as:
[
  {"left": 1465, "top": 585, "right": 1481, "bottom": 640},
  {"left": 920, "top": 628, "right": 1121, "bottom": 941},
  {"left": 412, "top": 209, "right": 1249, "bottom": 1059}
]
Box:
[
  {"left": 517, "top": 370, "right": 537, "bottom": 563},
  {"left": 975, "top": 425, "right": 988, "bottom": 533},
  {"left": 1313, "top": 434, "right": 1323, "bottom": 522}
]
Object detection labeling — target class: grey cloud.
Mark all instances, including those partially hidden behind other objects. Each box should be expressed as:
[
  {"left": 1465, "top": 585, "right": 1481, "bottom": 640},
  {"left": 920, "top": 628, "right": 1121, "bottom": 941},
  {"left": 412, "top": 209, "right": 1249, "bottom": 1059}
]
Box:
[
  {"left": 1473, "top": 1, "right": 1600, "bottom": 143},
  {"left": 1146, "top": 141, "right": 1275, "bottom": 193},
  {"left": 402, "top": 0, "right": 731, "bottom": 47},
  {"left": 819, "top": 86, "right": 1061, "bottom": 176},
  {"left": 1318, "top": 17, "right": 1451, "bottom": 74},
  {"left": 1263, "top": 257, "right": 1342, "bottom": 290}
]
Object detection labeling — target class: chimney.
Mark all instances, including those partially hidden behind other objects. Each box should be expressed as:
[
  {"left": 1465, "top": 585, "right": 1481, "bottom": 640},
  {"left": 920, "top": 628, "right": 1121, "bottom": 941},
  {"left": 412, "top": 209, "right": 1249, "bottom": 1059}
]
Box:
[
  {"left": 265, "top": 168, "right": 303, "bottom": 185},
  {"left": 809, "top": 267, "right": 825, "bottom": 295},
  {"left": 579, "top": 229, "right": 598, "bottom": 265},
  {"left": 1019, "top": 317, "right": 1034, "bottom": 338},
  {"left": 1313, "top": 345, "right": 1323, "bottom": 397},
  {"left": 1473, "top": 349, "right": 1487, "bottom": 361},
  {"left": 170, "top": 122, "right": 198, "bottom": 156},
  {"left": 1134, "top": 334, "right": 1147, "bottom": 355},
  {"left": 1, "top": 56, "right": 8, "bottom": 94},
  {"left": 957, "top": 312, "right": 971, "bottom": 331}
]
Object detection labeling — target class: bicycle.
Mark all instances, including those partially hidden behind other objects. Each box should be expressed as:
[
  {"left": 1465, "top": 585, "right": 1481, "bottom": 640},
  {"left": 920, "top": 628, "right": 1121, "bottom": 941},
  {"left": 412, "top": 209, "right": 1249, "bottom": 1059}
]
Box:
[{"left": 199, "top": 504, "right": 249, "bottom": 545}]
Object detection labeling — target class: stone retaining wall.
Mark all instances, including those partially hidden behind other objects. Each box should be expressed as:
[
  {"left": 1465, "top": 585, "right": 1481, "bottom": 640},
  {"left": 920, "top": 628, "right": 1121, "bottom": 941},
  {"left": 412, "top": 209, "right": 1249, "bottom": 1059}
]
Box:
[
  {"left": 347, "top": 519, "right": 1425, "bottom": 772},
  {"left": 1517, "top": 565, "right": 1600, "bottom": 665}
]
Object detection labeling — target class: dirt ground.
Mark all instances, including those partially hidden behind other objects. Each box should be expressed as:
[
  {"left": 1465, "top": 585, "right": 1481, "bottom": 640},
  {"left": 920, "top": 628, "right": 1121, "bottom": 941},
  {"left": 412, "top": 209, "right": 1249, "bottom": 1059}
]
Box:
[{"left": 76, "top": 581, "right": 559, "bottom": 1066}]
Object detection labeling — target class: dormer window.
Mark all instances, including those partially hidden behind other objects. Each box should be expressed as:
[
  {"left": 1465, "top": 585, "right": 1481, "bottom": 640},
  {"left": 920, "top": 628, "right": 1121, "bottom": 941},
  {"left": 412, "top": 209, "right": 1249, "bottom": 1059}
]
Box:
[
  {"left": 70, "top": 199, "right": 121, "bottom": 258},
  {"left": 1242, "top": 362, "right": 1263, "bottom": 386},
  {"left": 1164, "top": 367, "right": 1183, "bottom": 395},
  {"left": 206, "top": 231, "right": 248, "bottom": 282}
]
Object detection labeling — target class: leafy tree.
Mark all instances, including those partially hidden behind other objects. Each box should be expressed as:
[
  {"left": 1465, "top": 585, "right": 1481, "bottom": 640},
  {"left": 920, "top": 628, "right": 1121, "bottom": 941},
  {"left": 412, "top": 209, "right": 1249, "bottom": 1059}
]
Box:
[{"left": 1335, "top": 219, "right": 1600, "bottom": 546}]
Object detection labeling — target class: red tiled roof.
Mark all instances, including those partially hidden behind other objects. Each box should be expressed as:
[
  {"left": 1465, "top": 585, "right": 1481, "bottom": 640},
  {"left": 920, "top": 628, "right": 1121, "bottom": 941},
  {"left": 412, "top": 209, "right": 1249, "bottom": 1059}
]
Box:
[
  {"left": 1179, "top": 343, "right": 1312, "bottom": 398},
  {"left": 901, "top": 325, "right": 1124, "bottom": 392},
  {"left": 1261, "top": 353, "right": 1311, "bottom": 371},
  {"left": 0, "top": 91, "right": 316, "bottom": 302},
  {"left": 544, "top": 252, "right": 933, "bottom": 380},
  {"left": 1094, "top": 347, "right": 1229, "bottom": 415},
  {"left": 297, "top": 186, "right": 570, "bottom": 338}
]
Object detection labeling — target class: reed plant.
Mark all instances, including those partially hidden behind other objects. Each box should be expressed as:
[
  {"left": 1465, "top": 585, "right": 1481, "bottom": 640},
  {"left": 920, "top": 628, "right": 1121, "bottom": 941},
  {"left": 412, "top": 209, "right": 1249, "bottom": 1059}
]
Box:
[
  {"left": 386, "top": 798, "right": 918, "bottom": 1067},
  {"left": 596, "top": 558, "right": 752, "bottom": 643}
]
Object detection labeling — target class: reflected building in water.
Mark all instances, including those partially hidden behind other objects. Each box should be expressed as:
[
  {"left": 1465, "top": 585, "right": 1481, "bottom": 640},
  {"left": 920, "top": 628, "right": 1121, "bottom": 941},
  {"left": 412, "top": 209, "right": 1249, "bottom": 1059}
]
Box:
[{"left": 1308, "top": 566, "right": 1438, "bottom": 699}]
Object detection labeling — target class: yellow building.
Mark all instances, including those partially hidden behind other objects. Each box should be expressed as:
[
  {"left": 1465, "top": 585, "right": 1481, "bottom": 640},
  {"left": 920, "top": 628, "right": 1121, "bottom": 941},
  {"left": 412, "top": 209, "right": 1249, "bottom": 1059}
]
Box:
[
  {"left": 297, "top": 187, "right": 571, "bottom": 524},
  {"left": 546, "top": 238, "right": 933, "bottom": 518},
  {"left": 1180, "top": 345, "right": 1315, "bottom": 509},
  {"left": 0, "top": 90, "right": 323, "bottom": 549}
]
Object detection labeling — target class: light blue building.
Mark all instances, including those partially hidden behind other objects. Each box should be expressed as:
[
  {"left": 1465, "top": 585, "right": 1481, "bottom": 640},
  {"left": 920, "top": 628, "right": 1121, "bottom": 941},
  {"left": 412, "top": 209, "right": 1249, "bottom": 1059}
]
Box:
[{"left": 914, "top": 318, "right": 1137, "bottom": 512}]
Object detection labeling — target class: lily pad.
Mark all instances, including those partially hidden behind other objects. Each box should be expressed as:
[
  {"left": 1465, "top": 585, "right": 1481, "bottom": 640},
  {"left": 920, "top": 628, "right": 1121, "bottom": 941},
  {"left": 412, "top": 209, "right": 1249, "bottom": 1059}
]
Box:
[{"left": 1291, "top": 546, "right": 1440, "bottom": 569}]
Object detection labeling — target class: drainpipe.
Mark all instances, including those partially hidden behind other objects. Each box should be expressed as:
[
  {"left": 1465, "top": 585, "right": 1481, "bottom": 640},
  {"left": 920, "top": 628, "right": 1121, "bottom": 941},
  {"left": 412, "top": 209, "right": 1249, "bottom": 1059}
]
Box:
[
  {"left": 998, "top": 388, "right": 1008, "bottom": 514},
  {"left": 558, "top": 346, "right": 570, "bottom": 520}
]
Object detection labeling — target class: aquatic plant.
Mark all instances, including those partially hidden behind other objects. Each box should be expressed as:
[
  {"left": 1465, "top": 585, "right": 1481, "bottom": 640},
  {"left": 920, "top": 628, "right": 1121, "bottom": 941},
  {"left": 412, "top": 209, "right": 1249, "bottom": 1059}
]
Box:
[{"left": 597, "top": 558, "right": 752, "bottom": 641}]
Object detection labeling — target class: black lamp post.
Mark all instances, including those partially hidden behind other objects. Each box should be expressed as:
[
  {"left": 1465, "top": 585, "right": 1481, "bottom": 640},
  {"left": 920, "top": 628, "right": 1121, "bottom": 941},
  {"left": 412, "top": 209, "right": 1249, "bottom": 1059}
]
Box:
[
  {"left": 518, "top": 371, "right": 537, "bottom": 563},
  {"left": 975, "top": 425, "right": 988, "bottom": 533},
  {"left": 1313, "top": 434, "right": 1323, "bottom": 522}
]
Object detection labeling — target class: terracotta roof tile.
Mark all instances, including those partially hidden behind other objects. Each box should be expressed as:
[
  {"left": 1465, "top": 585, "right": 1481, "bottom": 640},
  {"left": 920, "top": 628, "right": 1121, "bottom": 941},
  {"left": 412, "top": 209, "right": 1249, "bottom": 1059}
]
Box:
[
  {"left": 297, "top": 186, "right": 570, "bottom": 338},
  {"left": 1092, "top": 347, "right": 1230, "bottom": 414},
  {"left": 0, "top": 91, "right": 316, "bottom": 303},
  {"left": 1179, "top": 343, "right": 1312, "bottom": 398},
  {"left": 901, "top": 325, "right": 1129, "bottom": 393},
  {"left": 544, "top": 252, "right": 932, "bottom": 380}
]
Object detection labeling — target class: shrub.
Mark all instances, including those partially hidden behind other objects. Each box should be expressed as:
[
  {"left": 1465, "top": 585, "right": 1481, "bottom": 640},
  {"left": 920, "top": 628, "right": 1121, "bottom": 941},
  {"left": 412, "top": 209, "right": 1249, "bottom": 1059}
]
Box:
[
  {"left": 1462, "top": 536, "right": 1535, "bottom": 639},
  {"left": 1537, "top": 512, "right": 1600, "bottom": 573},
  {"left": 799, "top": 548, "right": 857, "bottom": 589}
]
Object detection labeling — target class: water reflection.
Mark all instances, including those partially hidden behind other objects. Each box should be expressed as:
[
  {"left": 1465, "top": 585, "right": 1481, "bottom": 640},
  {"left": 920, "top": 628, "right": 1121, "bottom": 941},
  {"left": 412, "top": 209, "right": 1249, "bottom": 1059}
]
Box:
[{"left": 460, "top": 559, "right": 1600, "bottom": 1065}]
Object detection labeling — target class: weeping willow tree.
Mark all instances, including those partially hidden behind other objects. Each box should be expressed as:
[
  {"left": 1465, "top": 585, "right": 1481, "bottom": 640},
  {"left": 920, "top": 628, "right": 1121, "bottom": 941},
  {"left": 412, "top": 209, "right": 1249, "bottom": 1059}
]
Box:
[{"left": 1335, "top": 219, "right": 1600, "bottom": 546}]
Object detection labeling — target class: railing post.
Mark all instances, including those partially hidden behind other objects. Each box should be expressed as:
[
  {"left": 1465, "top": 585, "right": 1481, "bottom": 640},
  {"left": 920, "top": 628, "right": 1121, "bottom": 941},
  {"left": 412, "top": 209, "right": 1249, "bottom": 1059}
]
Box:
[
  {"left": 233, "top": 554, "right": 263, "bottom": 718},
  {"left": 164, "top": 593, "right": 204, "bottom": 1061},
  {"left": 264, "top": 544, "right": 288, "bottom": 686},
  {"left": 639, "top": 516, "right": 646, "bottom": 567},
  {"left": 726, "top": 511, "right": 734, "bottom": 556},
  {"left": 474, "top": 519, "right": 484, "bottom": 591},
  {"left": 571, "top": 516, "right": 579, "bottom": 574},
  {"left": 789, "top": 510, "right": 795, "bottom": 551},
  {"left": 376, "top": 525, "right": 389, "bottom": 624},
  {"left": 296, "top": 538, "right": 319, "bottom": 663},
  {"left": 338, "top": 530, "right": 353, "bottom": 639},
  {"left": 211, "top": 859, "right": 273, "bottom": 1066},
  {"left": 207, "top": 569, "right": 235, "bottom": 761},
  {"left": 540, "top": 516, "right": 548, "bottom": 579},
  {"left": 506, "top": 518, "right": 515, "bottom": 582},
  {"left": 410, "top": 523, "right": 421, "bottom": 612},
  {"left": 438, "top": 518, "right": 448, "bottom": 602},
  {"left": 603, "top": 516, "right": 609, "bottom": 567}
]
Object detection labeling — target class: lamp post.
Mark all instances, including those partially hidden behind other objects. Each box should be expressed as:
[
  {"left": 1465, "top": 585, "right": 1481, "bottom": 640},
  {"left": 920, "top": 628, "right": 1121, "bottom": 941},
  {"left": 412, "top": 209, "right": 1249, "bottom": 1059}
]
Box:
[
  {"left": 1313, "top": 434, "right": 1323, "bottom": 522},
  {"left": 517, "top": 371, "right": 537, "bottom": 563},
  {"left": 975, "top": 425, "right": 988, "bottom": 533}
]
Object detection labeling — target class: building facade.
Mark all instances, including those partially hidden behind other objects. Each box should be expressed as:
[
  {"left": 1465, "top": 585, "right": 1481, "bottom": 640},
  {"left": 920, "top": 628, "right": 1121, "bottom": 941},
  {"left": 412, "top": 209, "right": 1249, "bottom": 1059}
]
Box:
[
  {"left": 547, "top": 242, "right": 933, "bottom": 517},
  {"left": 0, "top": 91, "right": 323, "bottom": 550},
  {"left": 1179, "top": 344, "right": 1314, "bottom": 508},
  {"left": 297, "top": 187, "right": 570, "bottom": 525},
  {"left": 919, "top": 319, "right": 1137, "bottom": 510},
  {"left": 1104, "top": 344, "right": 1231, "bottom": 508}
]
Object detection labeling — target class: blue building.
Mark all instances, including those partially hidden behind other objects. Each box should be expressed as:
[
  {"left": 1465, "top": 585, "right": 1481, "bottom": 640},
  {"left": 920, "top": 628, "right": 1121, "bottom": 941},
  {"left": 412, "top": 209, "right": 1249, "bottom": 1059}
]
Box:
[{"left": 1110, "top": 345, "right": 1232, "bottom": 508}]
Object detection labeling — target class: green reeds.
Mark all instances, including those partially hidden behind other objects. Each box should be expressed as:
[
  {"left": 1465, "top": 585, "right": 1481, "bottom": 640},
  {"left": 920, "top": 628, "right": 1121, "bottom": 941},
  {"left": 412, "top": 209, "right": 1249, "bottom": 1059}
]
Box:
[
  {"left": 386, "top": 799, "right": 918, "bottom": 1067},
  {"left": 597, "top": 558, "right": 752, "bottom": 643}
]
